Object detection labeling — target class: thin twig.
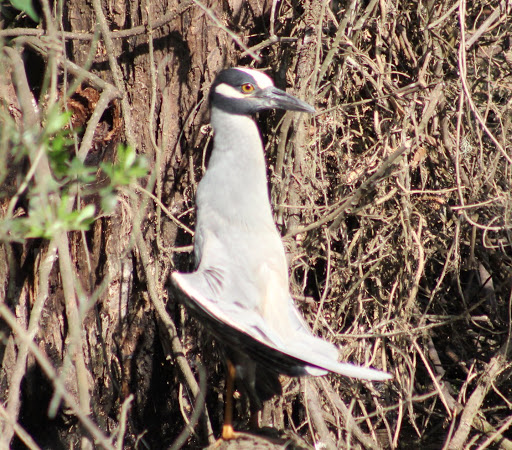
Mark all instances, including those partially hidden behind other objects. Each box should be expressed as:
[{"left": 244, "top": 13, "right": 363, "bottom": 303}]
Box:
[
  {"left": 0, "top": 2, "right": 194, "bottom": 40},
  {"left": 192, "top": 0, "right": 261, "bottom": 62},
  {"left": 169, "top": 362, "right": 208, "bottom": 450},
  {"left": 135, "top": 185, "right": 194, "bottom": 236},
  {"left": 115, "top": 395, "right": 133, "bottom": 450},
  {"left": 0, "top": 304, "right": 115, "bottom": 449},
  {"left": 0, "top": 243, "right": 58, "bottom": 447},
  {"left": 284, "top": 143, "right": 410, "bottom": 237},
  {"left": 133, "top": 229, "right": 215, "bottom": 443},
  {"left": 0, "top": 402, "right": 42, "bottom": 450},
  {"left": 91, "top": 0, "right": 136, "bottom": 149}
]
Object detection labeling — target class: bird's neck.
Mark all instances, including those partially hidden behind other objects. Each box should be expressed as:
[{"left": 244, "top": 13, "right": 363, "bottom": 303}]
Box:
[
  {"left": 210, "top": 107, "right": 264, "bottom": 160},
  {"left": 198, "top": 106, "right": 274, "bottom": 226}
]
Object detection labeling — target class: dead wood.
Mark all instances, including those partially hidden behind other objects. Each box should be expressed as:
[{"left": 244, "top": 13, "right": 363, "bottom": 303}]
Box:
[{"left": 1, "top": 0, "right": 512, "bottom": 448}]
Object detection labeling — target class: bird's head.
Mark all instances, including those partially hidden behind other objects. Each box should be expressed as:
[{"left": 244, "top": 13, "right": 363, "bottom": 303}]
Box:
[{"left": 210, "top": 67, "right": 315, "bottom": 115}]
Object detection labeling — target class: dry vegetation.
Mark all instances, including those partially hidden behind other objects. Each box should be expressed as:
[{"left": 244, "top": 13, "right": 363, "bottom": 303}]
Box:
[{"left": 1, "top": 0, "right": 512, "bottom": 449}]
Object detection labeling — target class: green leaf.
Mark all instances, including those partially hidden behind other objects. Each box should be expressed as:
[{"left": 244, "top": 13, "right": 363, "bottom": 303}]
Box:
[
  {"left": 119, "top": 144, "right": 136, "bottom": 168},
  {"left": 101, "top": 145, "right": 148, "bottom": 187},
  {"left": 67, "top": 158, "right": 96, "bottom": 183},
  {"left": 73, "top": 204, "right": 96, "bottom": 224},
  {"left": 9, "top": 0, "right": 39, "bottom": 22},
  {"left": 45, "top": 108, "right": 72, "bottom": 136},
  {"left": 100, "top": 189, "right": 118, "bottom": 213}
]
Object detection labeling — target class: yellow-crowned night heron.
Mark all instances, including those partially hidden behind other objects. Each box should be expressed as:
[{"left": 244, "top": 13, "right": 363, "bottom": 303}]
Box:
[{"left": 171, "top": 67, "right": 391, "bottom": 440}]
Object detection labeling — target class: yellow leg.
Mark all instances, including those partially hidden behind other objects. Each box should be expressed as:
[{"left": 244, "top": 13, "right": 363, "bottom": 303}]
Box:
[{"left": 221, "top": 359, "right": 238, "bottom": 440}]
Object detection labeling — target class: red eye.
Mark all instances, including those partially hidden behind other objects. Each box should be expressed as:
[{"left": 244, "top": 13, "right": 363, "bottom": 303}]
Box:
[{"left": 241, "top": 83, "right": 255, "bottom": 93}]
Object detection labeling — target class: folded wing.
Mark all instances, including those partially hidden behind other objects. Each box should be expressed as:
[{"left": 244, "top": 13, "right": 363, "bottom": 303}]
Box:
[{"left": 171, "top": 269, "right": 391, "bottom": 381}]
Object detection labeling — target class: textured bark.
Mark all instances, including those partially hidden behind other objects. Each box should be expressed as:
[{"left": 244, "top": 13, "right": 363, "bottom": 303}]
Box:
[
  {"left": 3, "top": 0, "right": 512, "bottom": 448},
  {"left": 1, "top": 1, "right": 276, "bottom": 448}
]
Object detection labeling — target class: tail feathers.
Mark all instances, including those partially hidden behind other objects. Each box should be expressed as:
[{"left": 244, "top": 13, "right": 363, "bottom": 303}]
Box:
[
  {"left": 304, "top": 359, "right": 392, "bottom": 381},
  {"left": 171, "top": 271, "right": 392, "bottom": 381},
  {"left": 287, "top": 330, "right": 392, "bottom": 381}
]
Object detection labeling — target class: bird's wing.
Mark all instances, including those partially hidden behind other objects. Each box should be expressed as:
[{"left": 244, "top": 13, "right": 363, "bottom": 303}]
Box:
[
  {"left": 171, "top": 269, "right": 392, "bottom": 381},
  {"left": 171, "top": 269, "right": 281, "bottom": 344}
]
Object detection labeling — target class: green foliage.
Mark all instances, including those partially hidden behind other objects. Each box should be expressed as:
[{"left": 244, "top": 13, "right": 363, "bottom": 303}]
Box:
[
  {"left": 17, "top": 196, "right": 96, "bottom": 240},
  {"left": 1, "top": 107, "right": 147, "bottom": 242},
  {"left": 100, "top": 145, "right": 148, "bottom": 212},
  {"left": 44, "top": 109, "right": 78, "bottom": 179},
  {"left": 45, "top": 107, "right": 72, "bottom": 136},
  {"left": 7, "top": 0, "right": 39, "bottom": 22},
  {"left": 101, "top": 144, "right": 148, "bottom": 186}
]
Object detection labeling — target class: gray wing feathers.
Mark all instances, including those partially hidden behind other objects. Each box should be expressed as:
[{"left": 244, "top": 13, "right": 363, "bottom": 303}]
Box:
[{"left": 171, "top": 270, "right": 391, "bottom": 381}]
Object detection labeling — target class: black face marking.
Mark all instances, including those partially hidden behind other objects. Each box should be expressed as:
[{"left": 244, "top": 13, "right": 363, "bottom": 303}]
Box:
[
  {"left": 209, "top": 68, "right": 315, "bottom": 116},
  {"left": 211, "top": 68, "right": 259, "bottom": 91},
  {"left": 210, "top": 69, "right": 264, "bottom": 115}
]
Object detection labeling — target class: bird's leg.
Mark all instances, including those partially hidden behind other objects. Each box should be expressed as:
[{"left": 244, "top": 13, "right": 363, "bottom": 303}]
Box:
[{"left": 221, "top": 359, "right": 238, "bottom": 440}]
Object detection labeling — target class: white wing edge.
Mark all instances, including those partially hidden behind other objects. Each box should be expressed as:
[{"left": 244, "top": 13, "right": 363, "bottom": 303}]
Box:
[
  {"left": 172, "top": 271, "right": 392, "bottom": 382},
  {"left": 172, "top": 271, "right": 254, "bottom": 336}
]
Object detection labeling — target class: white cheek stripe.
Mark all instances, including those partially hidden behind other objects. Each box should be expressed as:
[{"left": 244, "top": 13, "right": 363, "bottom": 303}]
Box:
[
  {"left": 214, "top": 83, "right": 246, "bottom": 99},
  {"left": 236, "top": 67, "right": 274, "bottom": 89}
]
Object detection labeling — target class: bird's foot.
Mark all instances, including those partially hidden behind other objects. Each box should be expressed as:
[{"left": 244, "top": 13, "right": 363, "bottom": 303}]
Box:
[
  {"left": 222, "top": 424, "right": 238, "bottom": 440},
  {"left": 211, "top": 425, "right": 239, "bottom": 448}
]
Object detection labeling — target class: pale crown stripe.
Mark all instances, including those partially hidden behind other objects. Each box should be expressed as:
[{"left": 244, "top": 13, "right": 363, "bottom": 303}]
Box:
[
  {"left": 214, "top": 83, "right": 247, "bottom": 99},
  {"left": 236, "top": 67, "right": 274, "bottom": 89}
]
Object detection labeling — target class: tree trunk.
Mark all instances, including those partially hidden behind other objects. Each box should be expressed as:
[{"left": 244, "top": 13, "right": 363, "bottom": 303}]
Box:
[
  {"left": 0, "top": 0, "right": 273, "bottom": 447},
  {"left": 2, "top": 0, "right": 512, "bottom": 448}
]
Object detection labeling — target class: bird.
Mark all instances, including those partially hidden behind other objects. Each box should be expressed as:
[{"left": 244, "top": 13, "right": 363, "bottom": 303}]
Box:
[{"left": 171, "top": 67, "right": 392, "bottom": 440}]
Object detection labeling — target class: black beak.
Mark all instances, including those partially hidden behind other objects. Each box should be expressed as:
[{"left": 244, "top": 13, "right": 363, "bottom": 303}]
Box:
[{"left": 256, "top": 86, "right": 315, "bottom": 114}]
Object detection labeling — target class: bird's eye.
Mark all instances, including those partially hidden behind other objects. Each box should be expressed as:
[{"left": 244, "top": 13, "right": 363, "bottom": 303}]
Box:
[{"left": 241, "top": 83, "right": 255, "bottom": 94}]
